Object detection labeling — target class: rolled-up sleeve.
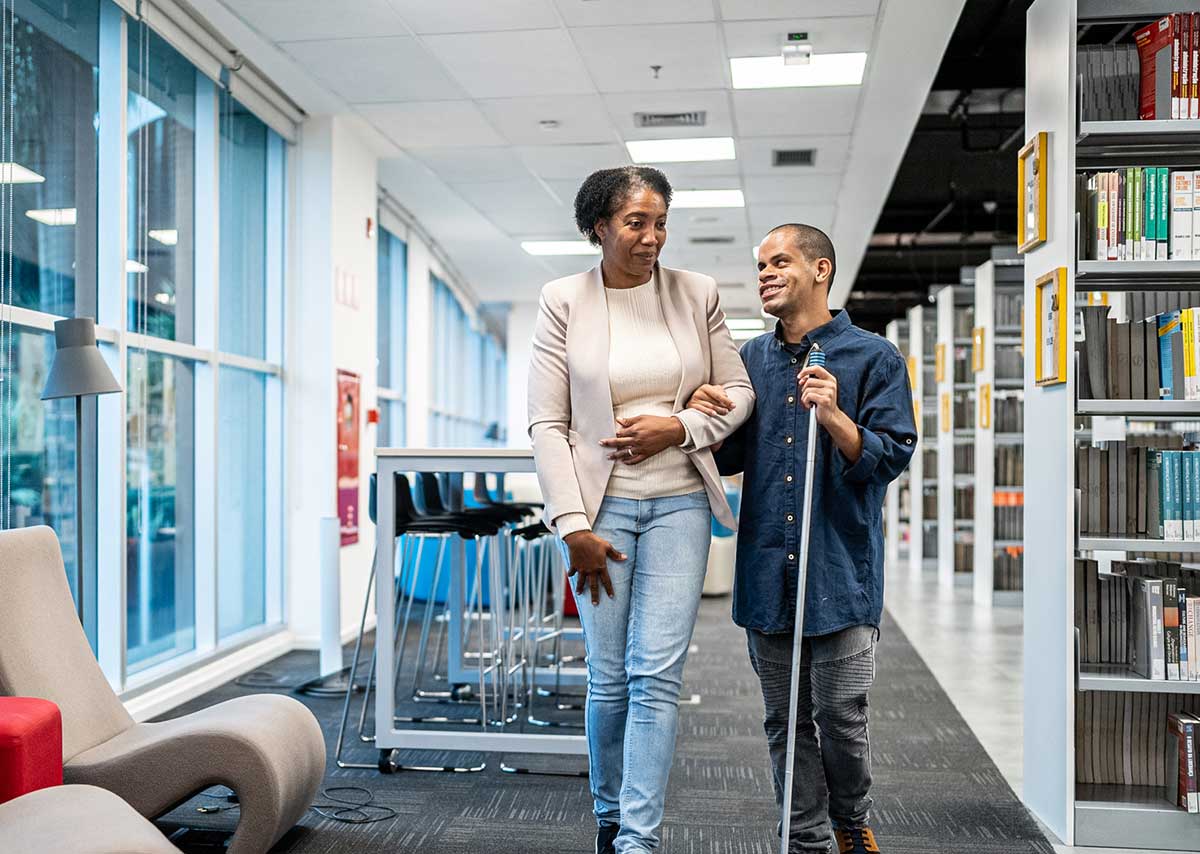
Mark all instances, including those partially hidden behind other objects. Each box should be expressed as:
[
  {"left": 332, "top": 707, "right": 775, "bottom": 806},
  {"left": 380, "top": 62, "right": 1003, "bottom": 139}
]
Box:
[
  {"left": 675, "top": 279, "right": 756, "bottom": 452},
  {"left": 836, "top": 353, "right": 916, "bottom": 485},
  {"left": 527, "top": 288, "right": 589, "bottom": 533}
]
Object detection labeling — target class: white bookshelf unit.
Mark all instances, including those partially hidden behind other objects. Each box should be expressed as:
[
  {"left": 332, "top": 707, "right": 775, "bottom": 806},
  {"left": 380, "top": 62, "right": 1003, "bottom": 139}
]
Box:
[
  {"left": 936, "top": 286, "right": 956, "bottom": 585},
  {"left": 1024, "top": 1, "right": 1200, "bottom": 849},
  {"left": 885, "top": 319, "right": 907, "bottom": 570},
  {"left": 906, "top": 304, "right": 926, "bottom": 575}
]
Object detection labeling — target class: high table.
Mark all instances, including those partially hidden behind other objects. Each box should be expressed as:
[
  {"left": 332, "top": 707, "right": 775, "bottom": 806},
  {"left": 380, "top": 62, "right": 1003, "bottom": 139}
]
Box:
[{"left": 373, "top": 448, "right": 588, "bottom": 757}]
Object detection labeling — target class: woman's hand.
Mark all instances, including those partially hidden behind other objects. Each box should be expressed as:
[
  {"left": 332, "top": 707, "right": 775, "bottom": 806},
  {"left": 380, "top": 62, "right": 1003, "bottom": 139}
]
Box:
[
  {"left": 564, "top": 531, "right": 626, "bottom": 605},
  {"left": 686, "top": 384, "right": 736, "bottom": 417},
  {"left": 598, "top": 415, "right": 686, "bottom": 465}
]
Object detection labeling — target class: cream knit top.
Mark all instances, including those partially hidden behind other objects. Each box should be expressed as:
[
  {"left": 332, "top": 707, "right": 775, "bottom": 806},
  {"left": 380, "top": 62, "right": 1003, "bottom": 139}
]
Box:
[{"left": 603, "top": 278, "right": 704, "bottom": 500}]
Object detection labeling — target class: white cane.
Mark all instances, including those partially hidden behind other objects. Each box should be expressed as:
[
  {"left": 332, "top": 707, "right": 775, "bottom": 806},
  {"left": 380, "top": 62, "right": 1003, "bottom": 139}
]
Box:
[{"left": 779, "top": 342, "right": 825, "bottom": 854}]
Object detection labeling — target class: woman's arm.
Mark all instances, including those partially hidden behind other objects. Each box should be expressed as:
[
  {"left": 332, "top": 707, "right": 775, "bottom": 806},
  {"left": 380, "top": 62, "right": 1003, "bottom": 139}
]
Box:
[
  {"left": 527, "top": 287, "right": 589, "bottom": 536},
  {"left": 675, "top": 279, "right": 755, "bottom": 452}
]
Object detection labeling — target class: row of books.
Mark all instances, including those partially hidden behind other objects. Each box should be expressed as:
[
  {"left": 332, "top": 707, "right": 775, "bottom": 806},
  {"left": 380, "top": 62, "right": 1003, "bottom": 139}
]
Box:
[
  {"left": 1076, "top": 169, "right": 1200, "bottom": 261},
  {"left": 1076, "top": 438, "right": 1186, "bottom": 539},
  {"left": 994, "top": 491, "right": 1023, "bottom": 541},
  {"left": 954, "top": 445, "right": 973, "bottom": 472},
  {"left": 953, "top": 310, "right": 974, "bottom": 339},
  {"left": 995, "top": 396, "right": 1023, "bottom": 433},
  {"left": 1079, "top": 44, "right": 1139, "bottom": 121},
  {"left": 953, "top": 542, "right": 972, "bottom": 573},
  {"left": 996, "top": 348, "right": 1023, "bottom": 378},
  {"left": 954, "top": 488, "right": 972, "bottom": 519},
  {"left": 1074, "top": 690, "right": 1200, "bottom": 795},
  {"left": 997, "top": 446, "right": 1023, "bottom": 487},
  {"left": 1075, "top": 558, "right": 1200, "bottom": 681},
  {"left": 994, "top": 548, "right": 1022, "bottom": 592},
  {"left": 1133, "top": 13, "right": 1200, "bottom": 120},
  {"left": 1077, "top": 306, "right": 1200, "bottom": 401},
  {"left": 996, "top": 292, "right": 1022, "bottom": 329},
  {"left": 1129, "top": 290, "right": 1200, "bottom": 322}
]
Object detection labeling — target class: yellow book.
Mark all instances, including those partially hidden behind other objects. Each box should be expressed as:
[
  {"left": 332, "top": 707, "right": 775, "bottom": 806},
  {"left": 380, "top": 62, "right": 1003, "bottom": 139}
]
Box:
[{"left": 1186, "top": 309, "right": 1196, "bottom": 400}]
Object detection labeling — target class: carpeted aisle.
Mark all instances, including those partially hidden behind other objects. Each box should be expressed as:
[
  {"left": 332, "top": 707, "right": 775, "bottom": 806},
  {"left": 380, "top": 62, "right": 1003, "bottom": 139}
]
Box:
[{"left": 158, "top": 601, "right": 1051, "bottom": 853}]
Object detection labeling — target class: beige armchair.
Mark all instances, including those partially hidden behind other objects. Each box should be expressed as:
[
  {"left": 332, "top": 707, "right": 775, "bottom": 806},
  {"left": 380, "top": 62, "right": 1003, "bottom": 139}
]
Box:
[
  {"left": 1, "top": 785, "right": 183, "bottom": 854},
  {"left": 0, "top": 526, "right": 326, "bottom": 854}
]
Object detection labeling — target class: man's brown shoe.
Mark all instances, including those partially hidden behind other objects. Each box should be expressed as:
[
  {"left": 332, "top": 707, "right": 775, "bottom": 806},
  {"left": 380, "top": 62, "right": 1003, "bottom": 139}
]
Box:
[{"left": 835, "top": 826, "right": 880, "bottom": 854}]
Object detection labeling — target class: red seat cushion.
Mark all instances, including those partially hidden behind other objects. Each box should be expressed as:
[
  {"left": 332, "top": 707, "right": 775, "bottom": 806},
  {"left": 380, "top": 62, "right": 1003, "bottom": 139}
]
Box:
[{"left": 0, "top": 697, "right": 62, "bottom": 804}]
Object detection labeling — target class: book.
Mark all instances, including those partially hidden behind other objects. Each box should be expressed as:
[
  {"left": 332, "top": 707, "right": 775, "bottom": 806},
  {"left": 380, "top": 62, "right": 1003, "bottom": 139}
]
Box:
[
  {"left": 1167, "top": 450, "right": 1184, "bottom": 540},
  {"left": 1193, "top": 12, "right": 1199, "bottom": 118},
  {"left": 1186, "top": 451, "right": 1195, "bottom": 540},
  {"left": 1110, "top": 170, "right": 1121, "bottom": 260},
  {"left": 1176, "top": 13, "right": 1184, "bottom": 119},
  {"left": 1150, "top": 450, "right": 1164, "bottom": 537},
  {"left": 1173, "top": 170, "right": 1194, "bottom": 260},
  {"left": 1132, "top": 320, "right": 1147, "bottom": 400},
  {"left": 1161, "top": 167, "right": 1172, "bottom": 259},
  {"left": 1180, "top": 586, "right": 1191, "bottom": 683},
  {"left": 1190, "top": 597, "right": 1200, "bottom": 680},
  {"left": 1168, "top": 712, "right": 1198, "bottom": 812},
  {"left": 1184, "top": 15, "right": 1192, "bottom": 124},
  {"left": 1167, "top": 577, "right": 1181, "bottom": 680},
  {"left": 1136, "top": 17, "right": 1174, "bottom": 119},
  {"left": 1130, "top": 575, "right": 1166, "bottom": 680},
  {"left": 1135, "top": 167, "right": 1145, "bottom": 260}
]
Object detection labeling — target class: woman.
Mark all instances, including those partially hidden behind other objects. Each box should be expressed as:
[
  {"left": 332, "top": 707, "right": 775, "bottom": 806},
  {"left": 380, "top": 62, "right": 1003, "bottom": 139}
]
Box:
[{"left": 527, "top": 166, "right": 755, "bottom": 854}]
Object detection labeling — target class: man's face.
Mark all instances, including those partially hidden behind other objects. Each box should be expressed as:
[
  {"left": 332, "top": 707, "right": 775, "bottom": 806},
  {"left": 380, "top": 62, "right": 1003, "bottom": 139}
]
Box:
[{"left": 756, "top": 230, "right": 827, "bottom": 318}]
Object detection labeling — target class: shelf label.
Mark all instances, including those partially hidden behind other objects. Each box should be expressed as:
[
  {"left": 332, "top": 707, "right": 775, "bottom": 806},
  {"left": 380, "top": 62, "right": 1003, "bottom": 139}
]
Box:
[
  {"left": 1092, "top": 414, "right": 1126, "bottom": 442},
  {"left": 979, "top": 382, "right": 992, "bottom": 429},
  {"left": 935, "top": 343, "right": 946, "bottom": 383},
  {"left": 972, "top": 326, "right": 986, "bottom": 373},
  {"left": 940, "top": 392, "right": 951, "bottom": 434},
  {"left": 907, "top": 355, "right": 917, "bottom": 388}
]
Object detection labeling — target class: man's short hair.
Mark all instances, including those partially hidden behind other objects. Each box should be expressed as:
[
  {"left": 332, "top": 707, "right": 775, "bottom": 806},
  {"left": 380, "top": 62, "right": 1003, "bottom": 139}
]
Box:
[{"left": 769, "top": 223, "right": 836, "bottom": 291}]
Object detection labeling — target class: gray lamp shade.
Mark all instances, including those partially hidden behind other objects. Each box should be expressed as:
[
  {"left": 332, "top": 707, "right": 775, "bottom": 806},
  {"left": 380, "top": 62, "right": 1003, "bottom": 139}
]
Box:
[{"left": 41, "top": 318, "right": 122, "bottom": 400}]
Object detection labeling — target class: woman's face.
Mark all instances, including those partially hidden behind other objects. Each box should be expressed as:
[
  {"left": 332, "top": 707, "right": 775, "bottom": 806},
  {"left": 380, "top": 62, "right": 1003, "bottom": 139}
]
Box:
[{"left": 594, "top": 187, "right": 668, "bottom": 281}]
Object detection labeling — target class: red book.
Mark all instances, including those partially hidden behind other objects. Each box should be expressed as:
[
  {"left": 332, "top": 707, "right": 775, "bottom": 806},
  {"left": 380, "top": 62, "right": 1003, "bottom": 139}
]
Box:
[
  {"left": 1184, "top": 15, "right": 1192, "bottom": 120},
  {"left": 1136, "top": 16, "right": 1175, "bottom": 119},
  {"left": 1192, "top": 12, "right": 1198, "bottom": 118}
]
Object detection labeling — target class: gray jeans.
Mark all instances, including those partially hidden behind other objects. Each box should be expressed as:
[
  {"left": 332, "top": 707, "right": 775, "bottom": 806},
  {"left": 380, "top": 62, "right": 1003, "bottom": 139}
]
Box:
[{"left": 746, "top": 625, "right": 877, "bottom": 854}]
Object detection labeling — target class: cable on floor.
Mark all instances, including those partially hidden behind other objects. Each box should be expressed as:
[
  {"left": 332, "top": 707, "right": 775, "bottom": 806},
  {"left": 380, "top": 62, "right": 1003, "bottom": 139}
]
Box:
[{"left": 195, "top": 785, "right": 396, "bottom": 826}]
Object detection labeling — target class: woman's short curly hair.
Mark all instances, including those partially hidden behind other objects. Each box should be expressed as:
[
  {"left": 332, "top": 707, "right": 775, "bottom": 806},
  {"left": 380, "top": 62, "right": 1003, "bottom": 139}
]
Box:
[{"left": 573, "top": 166, "right": 673, "bottom": 245}]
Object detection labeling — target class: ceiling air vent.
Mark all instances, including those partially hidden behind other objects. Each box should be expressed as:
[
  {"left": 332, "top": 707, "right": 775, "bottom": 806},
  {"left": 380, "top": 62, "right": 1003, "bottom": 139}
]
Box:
[
  {"left": 773, "top": 148, "right": 816, "bottom": 167},
  {"left": 689, "top": 235, "right": 737, "bottom": 245},
  {"left": 634, "top": 110, "right": 707, "bottom": 129},
  {"left": 718, "top": 281, "right": 746, "bottom": 290}
]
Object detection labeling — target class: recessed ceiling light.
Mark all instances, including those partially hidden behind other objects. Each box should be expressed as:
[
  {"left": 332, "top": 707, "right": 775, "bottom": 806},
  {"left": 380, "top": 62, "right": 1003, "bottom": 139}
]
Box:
[
  {"left": 25, "top": 208, "right": 76, "bottom": 226},
  {"left": 625, "top": 136, "right": 736, "bottom": 163},
  {"left": 539, "top": 119, "right": 560, "bottom": 130},
  {"left": 521, "top": 240, "right": 600, "bottom": 256},
  {"left": 0, "top": 162, "right": 45, "bottom": 184},
  {"left": 148, "top": 229, "right": 178, "bottom": 246},
  {"left": 731, "top": 53, "right": 867, "bottom": 89},
  {"left": 673, "top": 189, "right": 745, "bottom": 209},
  {"left": 126, "top": 259, "right": 148, "bottom": 273}
]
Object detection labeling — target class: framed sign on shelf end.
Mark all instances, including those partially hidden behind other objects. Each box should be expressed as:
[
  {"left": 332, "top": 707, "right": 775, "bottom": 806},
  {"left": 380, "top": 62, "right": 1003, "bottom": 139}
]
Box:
[
  {"left": 1034, "top": 267, "right": 1067, "bottom": 387},
  {"left": 1018, "top": 131, "right": 1048, "bottom": 254}
]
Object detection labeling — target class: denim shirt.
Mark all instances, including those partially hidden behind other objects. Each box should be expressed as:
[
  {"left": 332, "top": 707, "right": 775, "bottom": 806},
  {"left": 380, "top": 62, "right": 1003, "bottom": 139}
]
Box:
[{"left": 714, "top": 310, "right": 916, "bottom": 635}]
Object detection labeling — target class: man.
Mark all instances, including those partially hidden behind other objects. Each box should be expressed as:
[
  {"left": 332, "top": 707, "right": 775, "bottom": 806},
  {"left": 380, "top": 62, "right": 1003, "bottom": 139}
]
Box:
[{"left": 687, "top": 224, "right": 916, "bottom": 854}]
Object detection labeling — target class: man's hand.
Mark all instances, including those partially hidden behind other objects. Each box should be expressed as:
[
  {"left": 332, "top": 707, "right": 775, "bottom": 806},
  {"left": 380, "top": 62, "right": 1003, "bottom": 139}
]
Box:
[
  {"left": 685, "top": 383, "right": 737, "bottom": 417},
  {"left": 563, "top": 531, "right": 626, "bottom": 605},
  {"left": 598, "top": 415, "right": 686, "bottom": 465},
  {"left": 798, "top": 364, "right": 863, "bottom": 463}
]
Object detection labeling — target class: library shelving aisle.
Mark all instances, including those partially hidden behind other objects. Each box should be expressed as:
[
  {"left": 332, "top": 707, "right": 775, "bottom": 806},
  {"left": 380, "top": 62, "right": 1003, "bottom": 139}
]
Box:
[
  {"left": 922, "top": 306, "right": 940, "bottom": 570},
  {"left": 906, "top": 304, "right": 927, "bottom": 575},
  {"left": 1025, "top": 1, "right": 1200, "bottom": 849},
  {"left": 972, "top": 257, "right": 1027, "bottom": 606},
  {"left": 885, "top": 319, "right": 908, "bottom": 569},
  {"left": 936, "top": 285, "right": 977, "bottom": 584}
]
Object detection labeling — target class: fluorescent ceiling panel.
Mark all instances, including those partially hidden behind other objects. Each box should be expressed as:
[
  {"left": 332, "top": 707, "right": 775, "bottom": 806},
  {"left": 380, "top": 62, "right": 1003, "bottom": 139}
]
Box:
[
  {"left": 125, "top": 259, "right": 148, "bottom": 273},
  {"left": 625, "top": 137, "right": 735, "bottom": 163},
  {"left": 148, "top": 229, "right": 178, "bottom": 246},
  {"left": 521, "top": 240, "right": 600, "bottom": 256},
  {"left": 731, "top": 53, "right": 867, "bottom": 89},
  {"left": 25, "top": 208, "right": 76, "bottom": 226},
  {"left": 673, "top": 189, "right": 744, "bottom": 208}
]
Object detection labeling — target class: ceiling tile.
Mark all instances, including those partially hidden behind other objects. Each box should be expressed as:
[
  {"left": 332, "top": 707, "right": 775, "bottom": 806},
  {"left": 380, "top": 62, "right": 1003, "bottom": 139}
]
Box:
[
  {"left": 411, "top": 147, "right": 535, "bottom": 183},
  {"left": 358, "top": 101, "right": 507, "bottom": 147},
  {"left": 384, "top": 0, "right": 560, "bottom": 33},
  {"left": 491, "top": 206, "right": 579, "bottom": 236},
  {"left": 722, "top": 16, "right": 875, "bottom": 58},
  {"left": 749, "top": 202, "right": 837, "bottom": 237},
  {"left": 477, "top": 95, "right": 616, "bottom": 145},
  {"left": 602, "top": 90, "right": 733, "bottom": 139},
  {"left": 737, "top": 134, "right": 851, "bottom": 175},
  {"left": 743, "top": 173, "right": 842, "bottom": 205},
  {"left": 733, "top": 87, "right": 861, "bottom": 136},
  {"left": 422, "top": 30, "right": 595, "bottom": 98},
  {"left": 230, "top": 0, "right": 409, "bottom": 42},
  {"left": 659, "top": 172, "right": 742, "bottom": 192},
  {"left": 554, "top": 0, "right": 714, "bottom": 26},
  {"left": 452, "top": 179, "right": 563, "bottom": 213},
  {"left": 282, "top": 37, "right": 464, "bottom": 102},
  {"left": 571, "top": 23, "right": 727, "bottom": 93},
  {"left": 515, "top": 143, "right": 629, "bottom": 180},
  {"left": 718, "top": 0, "right": 879, "bottom": 20}
]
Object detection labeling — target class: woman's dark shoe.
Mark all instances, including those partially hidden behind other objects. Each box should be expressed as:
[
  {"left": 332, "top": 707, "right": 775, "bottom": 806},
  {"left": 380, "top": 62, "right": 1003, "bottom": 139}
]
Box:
[
  {"left": 834, "top": 826, "right": 880, "bottom": 854},
  {"left": 595, "top": 823, "right": 619, "bottom": 854}
]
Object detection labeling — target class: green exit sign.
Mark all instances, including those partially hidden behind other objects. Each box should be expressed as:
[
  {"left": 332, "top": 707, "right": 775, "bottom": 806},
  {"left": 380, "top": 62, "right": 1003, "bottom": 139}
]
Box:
[{"left": 787, "top": 32, "right": 809, "bottom": 41}]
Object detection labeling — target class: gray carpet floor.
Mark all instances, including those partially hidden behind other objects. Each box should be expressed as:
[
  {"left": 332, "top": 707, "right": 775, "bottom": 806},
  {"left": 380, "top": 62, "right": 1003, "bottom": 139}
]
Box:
[{"left": 157, "top": 600, "right": 1052, "bottom": 853}]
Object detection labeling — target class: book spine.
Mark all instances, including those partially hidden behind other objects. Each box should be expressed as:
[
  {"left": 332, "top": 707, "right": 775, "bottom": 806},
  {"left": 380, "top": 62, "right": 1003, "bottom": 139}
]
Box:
[
  {"left": 1136, "top": 168, "right": 1145, "bottom": 260},
  {"left": 1151, "top": 450, "right": 1164, "bottom": 537},
  {"left": 1160, "top": 314, "right": 1176, "bottom": 399},
  {"left": 1185, "top": 451, "right": 1194, "bottom": 540},
  {"left": 1111, "top": 171, "right": 1121, "bottom": 260},
  {"left": 1186, "top": 309, "right": 1195, "bottom": 400},
  {"left": 1169, "top": 451, "right": 1184, "bottom": 540},
  {"left": 1097, "top": 172, "right": 1109, "bottom": 260},
  {"left": 1175, "top": 13, "right": 1183, "bottom": 119},
  {"left": 1186, "top": 15, "right": 1193, "bottom": 123},
  {"left": 1166, "top": 578, "right": 1181, "bottom": 680},
  {"left": 1191, "top": 598, "right": 1200, "bottom": 680},
  {"left": 1161, "top": 167, "right": 1171, "bottom": 260},
  {"left": 1147, "top": 168, "right": 1157, "bottom": 256},
  {"left": 1126, "top": 167, "right": 1134, "bottom": 259},
  {"left": 1174, "top": 170, "right": 1195, "bottom": 260},
  {"left": 1152, "top": 579, "right": 1166, "bottom": 680},
  {"left": 1193, "top": 12, "right": 1200, "bottom": 118},
  {"left": 1181, "top": 587, "right": 1191, "bottom": 685},
  {"left": 1188, "top": 720, "right": 1198, "bottom": 812},
  {"left": 1194, "top": 169, "right": 1200, "bottom": 264}
]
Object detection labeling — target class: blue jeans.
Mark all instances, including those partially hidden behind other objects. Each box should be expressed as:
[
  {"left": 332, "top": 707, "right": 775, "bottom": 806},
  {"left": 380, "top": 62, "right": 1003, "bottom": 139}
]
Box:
[{"left": 567, "top": 491, "right": 711, "bottom": 854}]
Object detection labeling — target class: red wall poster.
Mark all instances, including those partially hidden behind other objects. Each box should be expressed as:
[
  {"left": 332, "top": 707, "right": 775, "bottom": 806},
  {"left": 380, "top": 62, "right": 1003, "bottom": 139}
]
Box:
[{"left": 337, "top": 369, "right": 361, "bottom": 546}]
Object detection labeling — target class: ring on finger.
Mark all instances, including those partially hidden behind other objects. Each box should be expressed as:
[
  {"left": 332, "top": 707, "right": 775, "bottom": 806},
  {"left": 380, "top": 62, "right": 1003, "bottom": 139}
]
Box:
[{"left": 626, "top": 447, "right": 635, "bottom": 458}]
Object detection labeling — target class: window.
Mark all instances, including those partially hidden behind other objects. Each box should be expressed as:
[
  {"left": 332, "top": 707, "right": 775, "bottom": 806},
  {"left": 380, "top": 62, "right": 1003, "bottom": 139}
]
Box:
[
  {"left": 219, "top": 93, "right": 267, "bottom": 359},
  {"left": 376, "top": 227, "right": 406, "bottom": 446},
  {"left": 429, "top": 276, "right": 505, "bottom": 447}
]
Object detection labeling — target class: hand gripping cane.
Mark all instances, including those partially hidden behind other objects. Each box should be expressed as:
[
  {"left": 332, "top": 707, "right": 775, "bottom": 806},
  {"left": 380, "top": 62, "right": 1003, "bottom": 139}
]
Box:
[{"left": 779, "top": 343, "right": 824, "bottom": 854}]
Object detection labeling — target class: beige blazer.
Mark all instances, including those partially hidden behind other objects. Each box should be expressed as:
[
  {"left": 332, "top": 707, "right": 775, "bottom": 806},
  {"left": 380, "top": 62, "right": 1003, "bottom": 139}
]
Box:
[{"left": 527, "top": 264, "right": 755, "bottom": 535}]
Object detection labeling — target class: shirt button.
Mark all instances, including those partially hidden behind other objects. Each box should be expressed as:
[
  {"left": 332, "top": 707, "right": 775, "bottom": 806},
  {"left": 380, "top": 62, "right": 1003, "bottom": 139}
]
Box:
[
  {"left": 787, "top": 514, "right": 795, "bottom": 522},
  {"left": 787, "top": 395, "right": 795, "bottom": 404},
  {"left": 905, "top": 438, "right": 913, "bottom": 444},
  {"left": 786, "top": 436, "right": 793, "bottom": 444},
  {"left": 786, "top": 475, "right": 794, "bottom": 483},
  {"left": 790, "top": 357, "right": 798, "bottom": 365},
  {"left": 788, "top": 553, "right": 796, "bottom": 561}
]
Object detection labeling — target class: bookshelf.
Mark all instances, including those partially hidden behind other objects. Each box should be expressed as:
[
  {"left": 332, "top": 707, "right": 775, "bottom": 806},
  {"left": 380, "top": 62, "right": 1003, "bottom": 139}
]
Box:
[
  {"left": 973, "top": 257, "right": 1028, "bottom": 604},
  {"left": 936, "top": 286, "right": 955, "bottom": 584},
  {"left": 1025, "top": 1, "right": 1200, "bottom": 848},
  {"left": 937, "top": 284, "right": 978, "bottom": 582},
  {"left": 906, "top": 303, "right": 926, "bottom": 575},
  {"left": 885, "top": 319, "right": 906, "bottom": 570}
]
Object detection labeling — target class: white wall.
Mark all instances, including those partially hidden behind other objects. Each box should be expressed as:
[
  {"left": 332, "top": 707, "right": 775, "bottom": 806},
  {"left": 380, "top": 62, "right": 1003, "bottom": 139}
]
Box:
[
  {"left": 284, "top": 114, "right": 379, "bottom": 646},
  {"left": 505, "top": 300, "right": 537, "bottom": 449}
]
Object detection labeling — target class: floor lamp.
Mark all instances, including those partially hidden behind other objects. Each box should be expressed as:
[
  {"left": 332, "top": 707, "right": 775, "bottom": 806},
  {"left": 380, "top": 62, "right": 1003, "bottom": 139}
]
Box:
[{"left": 41, "top": 317, "right": 122, "bottom": 621}]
